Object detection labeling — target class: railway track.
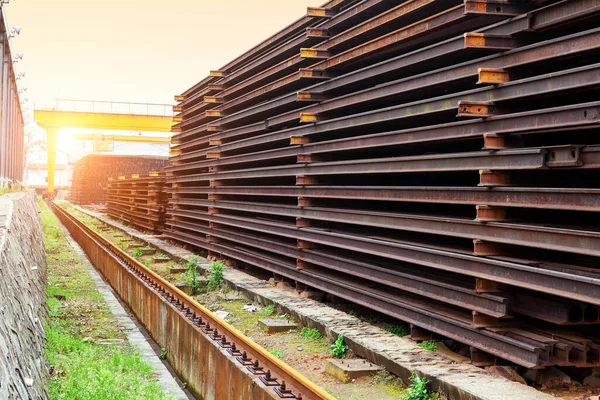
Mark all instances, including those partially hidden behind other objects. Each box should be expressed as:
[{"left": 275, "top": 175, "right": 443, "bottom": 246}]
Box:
[{"left": 50, "top": 201, "right": 335, "bottom": 400}]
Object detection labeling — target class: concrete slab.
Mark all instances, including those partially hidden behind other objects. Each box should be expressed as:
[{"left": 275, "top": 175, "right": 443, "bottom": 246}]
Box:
[
  {"left": 218, "top": 292, "right": 246, "bottom": 301},
  {"left": 174, "top": 283, "right": 192, "bottom": 295},
  {"left": 168, "top": 266, "right": 187, "bottom": 273},
  {"left": 258, "top": 319, "right": 297, "bottom": 334},
  {"left": 141, "top": 248, "right": 156, "bottom": 256},
  {"left": 325, "top": 358, "right": 384, "bottom": 383}
]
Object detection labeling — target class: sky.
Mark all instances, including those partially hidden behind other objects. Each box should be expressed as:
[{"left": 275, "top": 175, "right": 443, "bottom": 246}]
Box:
[{"left": 7, "top": 0, "right": 323, "bottom": 109}]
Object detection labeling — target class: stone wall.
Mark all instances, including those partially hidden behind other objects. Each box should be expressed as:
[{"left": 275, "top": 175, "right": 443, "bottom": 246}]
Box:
[{"left": 0, "top": 191, "right": 48, "bottom": 399}]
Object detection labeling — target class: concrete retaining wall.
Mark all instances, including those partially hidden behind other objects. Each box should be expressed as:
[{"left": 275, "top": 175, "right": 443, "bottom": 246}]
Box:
[{"left": 0, "top": 192, "right": 48, "bottom": 399}]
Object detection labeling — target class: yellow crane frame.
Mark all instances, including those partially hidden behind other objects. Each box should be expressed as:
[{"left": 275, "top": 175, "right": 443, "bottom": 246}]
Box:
[{"left": 34, "top": 109, "right": 172, "bottom": 193}]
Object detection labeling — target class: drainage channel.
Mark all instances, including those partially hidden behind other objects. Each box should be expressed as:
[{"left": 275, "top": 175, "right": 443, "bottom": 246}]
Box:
[{"left": 50, "top": 200, "right": 333, "bottom": 400}]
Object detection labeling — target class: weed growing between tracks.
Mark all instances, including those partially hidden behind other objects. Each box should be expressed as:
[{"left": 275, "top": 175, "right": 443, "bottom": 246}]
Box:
[{"left": 38, "top": 199, "right": 168, "bottom": 400}]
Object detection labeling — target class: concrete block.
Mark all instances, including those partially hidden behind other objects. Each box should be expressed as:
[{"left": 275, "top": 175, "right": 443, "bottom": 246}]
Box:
[
  {"left": 258, "top": 319, "right": 297, "bottom": 334},
  {"left": 153, "top": 256, "right": 171, "bottom": 264},
  {"left": 325, "top": 359, "right": 383, "bottom": 383},
  {"left": 120, "top": 238, "right": 135, "bottom": 243},
  {"left": 141, "top": 248, "right": 156, "bottom": 256},
  {"left": 218, "top": 292, "right": 245, "bottom": 301},
  {"left": 168, "top": 266, "right": 188, "bottom": 273},
  {"left": 126, "top": 243, "right": 144, "bottom": 250},
  {"left": 175, "top": 283, "right": 192, "bottom": 295}
]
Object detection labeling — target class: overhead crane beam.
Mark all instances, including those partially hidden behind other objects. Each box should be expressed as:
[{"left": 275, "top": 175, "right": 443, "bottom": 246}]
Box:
[{"left": 34, "top": 108, "right": 173, "bottom": 194}]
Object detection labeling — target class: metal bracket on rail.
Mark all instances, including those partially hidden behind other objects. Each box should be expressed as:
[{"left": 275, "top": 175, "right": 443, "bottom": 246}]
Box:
[{"left": 544, "top": 145, "right": 583, "bottom": 168}]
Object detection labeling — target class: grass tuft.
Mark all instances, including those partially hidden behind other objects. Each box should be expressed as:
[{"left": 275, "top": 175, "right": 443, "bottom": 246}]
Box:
[
  {"left": 300, "top": 327, "right": 322, "bottom": 342},
  {"left": 259, "top": 304, "right": 276, "bottom": 317},
  {"left": 382, "top": 324, "right": 409, "bottom": 337},
  {"left": 418, "top": 341, "right": 437, "bottom": 352}
]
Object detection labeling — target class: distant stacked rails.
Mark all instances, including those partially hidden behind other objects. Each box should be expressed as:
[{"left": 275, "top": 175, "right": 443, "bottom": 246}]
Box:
[
  {"left": 106, "top": 172, "right": 168, "bottom": 233},
  {"left": 70, "top": 154, "right": 169, "bottom": 205},
  {"left": 165, "top": 0, "right": 600, "bottom": 371}
]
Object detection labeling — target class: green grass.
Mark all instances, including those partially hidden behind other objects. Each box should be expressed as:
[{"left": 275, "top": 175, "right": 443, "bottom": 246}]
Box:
[
  {"left": 268, "top": 349, "right": 283, "bottom": 359},
  {"left": 382, "top": 324, "right": 409, "bottom": 337},
  {"left": 373, "top": 370, "right": 406, "bottom": 398},
  {"left": 206, "top": 261, "right": 224, "bottom": 291},
  {"left": 300, "top": 327, "right": 323, "bottom": 341},
  {"left": 419, "top": 341, "right": 437, "bottom": 352},
  {"left": 404, "top": 373, "right": 433, "bottom": 400},
  {"left": 38, "top": 199, "right": 168, "bottom": 399},
  {"left": 330, "top": 335, "right": 349, "bottom": 359},
  {"left": 259, "top": 304, "right": 276, "bottom": 317}
]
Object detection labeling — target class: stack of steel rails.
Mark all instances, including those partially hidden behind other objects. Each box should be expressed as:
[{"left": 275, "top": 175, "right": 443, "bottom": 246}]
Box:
[
  {"left": 70, "top": 154, "right": 169, "bottom": 205},
  {"left": 106, "top": 173, "right": 168, "bottom": 233},
  {"left": 165, "top": 0, "right": 600, "bottom": 370}
]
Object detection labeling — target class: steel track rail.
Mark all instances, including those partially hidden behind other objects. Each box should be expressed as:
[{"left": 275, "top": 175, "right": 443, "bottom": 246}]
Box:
[
  {"left": 200, "top": 61, "right": 600, "bottom": 156},
  {"left": 168, "top": 185, "right": 600, "bottom": 212},
  {"left": 176, "top": 0, "right": 465, "bottom": 129},
  {"left": 177, "top": 0, "right": 354, "bottom": 100},
  {"left": 194, "top": 0, "right": 600, "bottom": 137},
  {"left": 177, "top": 197, "right": 600, "bottom": 257},
  {"left": 50, "top": 201, "right": 334, "bottom": 400},
  {"left": 203, "top": 222, "right": 511, "bottom": 317},
  {"left": 164, "top": 210, "right": 600, "bottom": 304},
  {"left": 161, "top": 228, "right": 545, "bottom": 369}
]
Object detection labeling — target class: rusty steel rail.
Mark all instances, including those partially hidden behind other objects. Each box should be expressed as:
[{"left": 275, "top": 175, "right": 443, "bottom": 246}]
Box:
[
  {"left": 171, "top": 197, "right": 600, "bottom": 257},
  {"left": 195, "top": 0, "right": 600, "bottom": 136},
  {"left": 164, "top": 210, "right": 600, "bottom": 305},
  {"left": 161, "top": 227, "right": 551, "bottom": 369},
  {"left": 197, "top": 60, "right": 600, "bottom": 157},
  {"left": 176, "top": 0, "right": 356, "bottom": 100},
  {"left": 169, "top": 185, "right": 600, "bottom": 212},
  {"left": 50, "top": 201, "right": 335, "bottom": 400}
]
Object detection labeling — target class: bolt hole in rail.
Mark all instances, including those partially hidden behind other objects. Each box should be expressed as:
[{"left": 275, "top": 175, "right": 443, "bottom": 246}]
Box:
[{"left": 50, "top": 201, "right": 332, "bottom": 400}]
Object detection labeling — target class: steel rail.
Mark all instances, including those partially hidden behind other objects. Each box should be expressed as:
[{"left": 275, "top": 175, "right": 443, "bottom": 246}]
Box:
[
  {"left": 194, "top": 198, "right": 600, "bottom": 257},
  {"left": 213, "top": 4, "right": 504, "bottom": 116},
  {"left": 162, "top": 228, "right": 545, "bottom": 368},
  {"left": 167, "top": 215, "right": 508, "bottom": 315},
  {"left": 177, "top": 0, "right": 354, "bottom": 99},
  {"left": 204, "top": 1, "right": 600, "bottom": 134},
  {"left": 173, "top": 25, "right": 600, "bottom": 145},
  {"left": 167, "top": 102, "right": 600, "bottom": 172},
  {"left": 166, "top": 210, "right": 600, "bottom": 304},
  {"left": 206, "top": 0, "right": 461, "bottom": 113},
  {"left": 167, "top": 147, "right": 572, "bottom": 182},
  {"left": 209, "top": 60, "right": 600, "bottom": 156},
  {"left": 205, "top": 0, "right": 392, "bottom": 97},
  {"left": 201, "top": 223, "right": 510, "bottom": 317},
  {"left": 168, "top": 185, "right": 600, "bottom": 212},
  {"left": 266, "top": 37, "right": 600, "bottom": 129},
  {"left": 51, "top": 201, "right": 334, "bottom": 400}
]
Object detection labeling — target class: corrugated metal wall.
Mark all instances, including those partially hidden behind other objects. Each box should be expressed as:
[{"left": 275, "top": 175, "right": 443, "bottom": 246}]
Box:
[{"left": 0, "top": 8, "right": 24, "bottom": 187}]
